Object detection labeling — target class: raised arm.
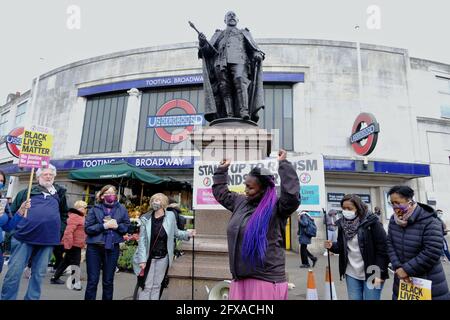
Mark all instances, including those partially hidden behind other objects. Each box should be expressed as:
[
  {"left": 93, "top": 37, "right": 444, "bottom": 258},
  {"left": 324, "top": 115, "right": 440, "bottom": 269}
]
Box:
[
  {"left": 212, "top": 159, "right": 244, "bottom": 212},
  {"left": 276, "top": 150, "right": 300, "bottom": 218}
]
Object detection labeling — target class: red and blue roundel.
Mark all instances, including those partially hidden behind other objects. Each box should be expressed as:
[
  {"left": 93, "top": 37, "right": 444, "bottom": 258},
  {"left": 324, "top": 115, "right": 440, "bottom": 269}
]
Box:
[
  {"left": 6, "top": 127, "right": 24, "bottom": 158},
  {"left": 350, "top": 113, "right": 380, "bottom": 156},
  {"left": 147, "top": 99, "right": 204, "bottom": 144}
]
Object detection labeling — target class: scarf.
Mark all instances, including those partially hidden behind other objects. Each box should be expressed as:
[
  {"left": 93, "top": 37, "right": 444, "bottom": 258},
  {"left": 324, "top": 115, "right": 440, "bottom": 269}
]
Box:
[
  {"left": 393, "top": 204, "right": 416, "bottom": 227},
  {"left": 342, "top": 215, "right": 361, "bottom": 240},
  {"left": 102, "top": 205, "right": 114, "bottom": 250}
]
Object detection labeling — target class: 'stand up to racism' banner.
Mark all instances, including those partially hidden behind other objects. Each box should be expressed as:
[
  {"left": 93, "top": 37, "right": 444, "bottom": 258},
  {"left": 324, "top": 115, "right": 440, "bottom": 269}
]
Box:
[{"left": 193, "top": 154, "right": 326, "bottom": 211}]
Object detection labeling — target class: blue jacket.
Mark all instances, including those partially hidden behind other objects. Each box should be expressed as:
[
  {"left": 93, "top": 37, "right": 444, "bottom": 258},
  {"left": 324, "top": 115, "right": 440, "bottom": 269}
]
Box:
[
  {"left": 387, "top": 203, "right": 450, "bottom": 300},
  {"left": 10, "top": 184, "right": 68, "bottom": 237},
  {"left": 13, "top": 190, "right": 62, "bottom": 245},
  {"left": 0, "top": 204, "right": 24, "bottom": 243},
  {"left": 298, "top": 213, "right": 313, "bottom": 245},
  {"left": 84, "top": 202, "right": 130, "bottom": 245},
  {"left": 132, "top": 210, "right": 190, "bottom": 276}
]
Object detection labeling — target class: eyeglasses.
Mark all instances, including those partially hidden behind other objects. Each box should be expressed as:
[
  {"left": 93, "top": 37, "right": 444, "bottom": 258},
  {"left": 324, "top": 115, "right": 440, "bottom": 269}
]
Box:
[{"left": 387, "top": 200, "right": 412, "bottom": 207}]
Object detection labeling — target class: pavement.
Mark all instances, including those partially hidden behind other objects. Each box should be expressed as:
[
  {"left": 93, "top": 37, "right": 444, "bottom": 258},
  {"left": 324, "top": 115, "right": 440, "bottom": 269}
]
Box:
[{"left": 1, "top": 250, "right": 450, "bottom": 300}]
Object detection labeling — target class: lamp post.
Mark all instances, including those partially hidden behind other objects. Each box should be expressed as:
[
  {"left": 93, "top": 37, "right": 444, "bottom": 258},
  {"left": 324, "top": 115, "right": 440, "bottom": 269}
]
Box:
[{"left": 354, "top": 25, "right": 363, "bottom": 114}]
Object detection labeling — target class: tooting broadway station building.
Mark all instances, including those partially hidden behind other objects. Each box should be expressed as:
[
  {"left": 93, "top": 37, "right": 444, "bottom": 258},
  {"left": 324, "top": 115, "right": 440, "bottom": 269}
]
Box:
[{"left": 1, "top": 38, "right": 449, "bottom": 250}]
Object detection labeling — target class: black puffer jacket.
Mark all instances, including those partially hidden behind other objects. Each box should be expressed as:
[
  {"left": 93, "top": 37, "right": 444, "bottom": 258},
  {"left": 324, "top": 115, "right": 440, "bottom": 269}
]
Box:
[
  {"left": 387, "top": 203, "right": 450, "bottom": 300},
  {"left": 330, "top": 213, "right": 389, "bottom": 281}
]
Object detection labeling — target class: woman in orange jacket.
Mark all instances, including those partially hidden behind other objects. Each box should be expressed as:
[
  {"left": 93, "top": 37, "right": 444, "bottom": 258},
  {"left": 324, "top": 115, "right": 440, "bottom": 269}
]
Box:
[{"left": 50, "top": 200, "right": 87, "bottom": 290}]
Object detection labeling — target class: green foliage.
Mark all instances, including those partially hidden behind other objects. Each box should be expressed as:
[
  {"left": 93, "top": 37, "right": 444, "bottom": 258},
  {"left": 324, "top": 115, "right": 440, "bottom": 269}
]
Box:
[
  {"left": 117, "top": 245, "right": 137, "bottom": 271},
  {"left": 180, "top": 206, "right": 193, "bottom": 216}
]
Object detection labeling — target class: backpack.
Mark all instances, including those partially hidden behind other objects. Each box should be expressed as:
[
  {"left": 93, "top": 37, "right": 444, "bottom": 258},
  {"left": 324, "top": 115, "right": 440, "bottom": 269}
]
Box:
[{"left": 305, "top": 216, "right": 317, "bottom": 237}]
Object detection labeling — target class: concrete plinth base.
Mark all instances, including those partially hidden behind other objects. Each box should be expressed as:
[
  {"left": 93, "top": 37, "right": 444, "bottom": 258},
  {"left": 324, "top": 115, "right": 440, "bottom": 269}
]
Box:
[{"left": 165, "top": 121, "right": 272, "bottom": 300}]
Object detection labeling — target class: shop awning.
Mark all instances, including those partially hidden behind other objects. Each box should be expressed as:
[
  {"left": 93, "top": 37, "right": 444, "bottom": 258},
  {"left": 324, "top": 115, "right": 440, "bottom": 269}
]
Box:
[{"left": 68, "top": 160, "right": 166, "bottom": 184}]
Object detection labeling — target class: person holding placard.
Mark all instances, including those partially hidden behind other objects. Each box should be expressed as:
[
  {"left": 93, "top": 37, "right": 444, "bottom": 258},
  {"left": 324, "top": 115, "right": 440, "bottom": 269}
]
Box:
[
  {"left": 211, "top": 149, "right": 300, "bottom": 300},
  {"left": 1, "top": 165, "right": 69, "bottom": 300},
  {"left": 386, "top": 185, "right": 450, "bottom": 300}
]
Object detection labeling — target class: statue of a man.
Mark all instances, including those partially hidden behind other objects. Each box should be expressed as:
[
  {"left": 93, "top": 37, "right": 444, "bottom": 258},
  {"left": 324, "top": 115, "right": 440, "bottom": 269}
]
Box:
[{"left": 198, "top": 11, "right": 265, "bottom": 123}]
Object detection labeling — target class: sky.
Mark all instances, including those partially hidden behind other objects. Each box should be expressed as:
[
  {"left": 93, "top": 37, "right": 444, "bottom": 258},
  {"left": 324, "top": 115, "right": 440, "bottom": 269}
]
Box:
[{"left": 0, "top": 0, "right": 449, "bottom": 103}]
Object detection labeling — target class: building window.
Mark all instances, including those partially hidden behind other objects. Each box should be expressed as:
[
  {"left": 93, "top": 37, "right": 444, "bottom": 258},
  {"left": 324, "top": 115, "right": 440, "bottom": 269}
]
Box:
[
  {"left": 437, "top": 76, "right": 450, "bottom": 119},
  {"left": 0, "top": 111, "right": 9, "bottom": 136},
  {"left": 136, "top": 85, "right": 294, "bottom": 151},
  {"left": 260, "top": 85, "right": 294, "bottom": 151},
  {"left": 441, "top": 105, "right": 450, "bottom": 119},
  {"left": 15, "top": 101, "right": 27, "bottom": 126},
  {"left": 79, "top": 94, "right": 128, "bottom": 154}
]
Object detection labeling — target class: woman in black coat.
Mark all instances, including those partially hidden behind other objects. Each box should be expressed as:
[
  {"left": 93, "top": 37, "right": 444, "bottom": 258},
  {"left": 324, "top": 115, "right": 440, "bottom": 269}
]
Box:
[
  {"left": 324, "top": 194, "right": 389, "bottom": 300},
  {"left": 387, "top": 185, "right": 450, "bottom": 300}
]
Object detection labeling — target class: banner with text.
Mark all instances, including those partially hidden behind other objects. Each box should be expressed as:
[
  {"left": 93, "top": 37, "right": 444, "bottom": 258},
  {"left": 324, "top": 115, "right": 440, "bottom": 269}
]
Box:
[
  {"left": 398, "top": 277, "right": 432, "bottom": 300},
  {"left": 193, "top": 154, "right": 326, "bottom": 211},
  {"left": 18, "top": 125, "right": 54, "bottom": 168}
]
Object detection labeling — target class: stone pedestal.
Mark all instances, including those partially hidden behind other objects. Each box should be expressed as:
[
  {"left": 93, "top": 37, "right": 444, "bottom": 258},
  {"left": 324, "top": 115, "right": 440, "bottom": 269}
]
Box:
[{"left": 166, "top": 120, "right": 272, "bottom": 300}]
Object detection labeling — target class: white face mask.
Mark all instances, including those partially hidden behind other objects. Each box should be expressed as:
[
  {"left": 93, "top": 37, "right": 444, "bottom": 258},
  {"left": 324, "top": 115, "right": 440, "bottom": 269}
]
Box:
[
  {"left": 342, "top": 210, "right": 356, "bottom": 220},
  {"left": 152, "top": 201, "right": 162, "bottom": 211}
]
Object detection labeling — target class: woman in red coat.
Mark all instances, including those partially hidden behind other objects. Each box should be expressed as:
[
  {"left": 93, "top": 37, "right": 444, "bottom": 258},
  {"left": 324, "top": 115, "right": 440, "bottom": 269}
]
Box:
[{"left": 50, "top": 200, "right": 87, "bottom": 290}]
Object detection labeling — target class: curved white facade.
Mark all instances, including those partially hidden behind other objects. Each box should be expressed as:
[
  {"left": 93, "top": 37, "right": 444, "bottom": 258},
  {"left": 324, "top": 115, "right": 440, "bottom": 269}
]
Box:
[{"left": 1, "top": 38, "right": 449, "bottom": 246}]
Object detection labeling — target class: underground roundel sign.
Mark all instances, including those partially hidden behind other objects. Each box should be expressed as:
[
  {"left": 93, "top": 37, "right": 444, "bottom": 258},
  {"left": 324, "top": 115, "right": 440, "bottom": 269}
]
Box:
[
  {"left": 147, "top": 99, "right": 204, "bottom": 144},
  {"left": 350, "top": 113, "right": 380, "bottom": 156},
  {"left": 5, "top": 127, "right": 24, "bottom": 158}
]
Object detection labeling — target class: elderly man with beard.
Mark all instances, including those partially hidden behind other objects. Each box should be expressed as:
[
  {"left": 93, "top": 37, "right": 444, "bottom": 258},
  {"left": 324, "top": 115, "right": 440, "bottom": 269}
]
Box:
[{"left": 1, "top": 164, "right": 68, "bottom": 300}]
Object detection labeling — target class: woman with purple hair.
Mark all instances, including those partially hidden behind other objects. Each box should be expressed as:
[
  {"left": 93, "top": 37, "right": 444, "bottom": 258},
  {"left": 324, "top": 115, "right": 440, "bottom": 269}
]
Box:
[{"left": 212, "top": 149, "right": 300, "bottom": 300}]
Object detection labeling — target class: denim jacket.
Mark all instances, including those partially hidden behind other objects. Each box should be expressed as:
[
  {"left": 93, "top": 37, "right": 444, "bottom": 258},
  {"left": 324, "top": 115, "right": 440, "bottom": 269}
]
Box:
[{"left": 132, "top": 210, "right": 190, "bottom": 276}]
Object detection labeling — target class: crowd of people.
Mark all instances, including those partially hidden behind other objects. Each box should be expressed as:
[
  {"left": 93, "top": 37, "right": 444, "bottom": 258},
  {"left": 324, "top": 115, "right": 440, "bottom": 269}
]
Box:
[
  {"left": 0, "top": 151, "right": 449, "bottom": 300},
  {"left": 0, "top": 165, "right": 194, "bottom": 300}
]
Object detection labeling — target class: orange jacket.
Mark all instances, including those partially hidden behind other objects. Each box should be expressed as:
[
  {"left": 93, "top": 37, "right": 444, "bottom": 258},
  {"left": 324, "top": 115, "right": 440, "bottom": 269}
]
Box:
[{"left": 62, "top": 213, "right": 86, "bottom": 249}]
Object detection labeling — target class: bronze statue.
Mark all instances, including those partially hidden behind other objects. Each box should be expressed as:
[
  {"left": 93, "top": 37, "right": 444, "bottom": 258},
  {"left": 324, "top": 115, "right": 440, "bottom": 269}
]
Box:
[{"left": 191, "top": 11, "right": 265, "bottom": 123}]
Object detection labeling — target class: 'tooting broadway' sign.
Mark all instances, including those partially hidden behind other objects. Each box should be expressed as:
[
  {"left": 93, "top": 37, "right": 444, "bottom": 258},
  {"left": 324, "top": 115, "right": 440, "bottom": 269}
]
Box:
[{"left": 193, "top": 154, "right": 326, "bottom": 211}]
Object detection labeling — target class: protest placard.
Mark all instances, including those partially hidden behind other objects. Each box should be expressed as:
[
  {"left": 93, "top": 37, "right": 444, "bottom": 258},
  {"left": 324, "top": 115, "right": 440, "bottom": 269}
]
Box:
[
  {"left": 18, "top": 125, "right": 54, "bottom": 217},
  {"left": 193, "top": 154, "right": 326, "bottom": 211},
  {"left": 18, "top": 125, "right": 53, "bottom": 168},
  {"left": 398, "top": 277, "right": 432, "bottom": 300}
]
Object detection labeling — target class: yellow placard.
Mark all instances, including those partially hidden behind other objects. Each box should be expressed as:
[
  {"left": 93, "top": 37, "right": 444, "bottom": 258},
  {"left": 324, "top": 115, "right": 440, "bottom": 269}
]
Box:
[
  {"left": 21, "top": 129, "right": 53, "bottom": 156},
  {"left": 398, "top": 277, "right": 432, "bottom": 300}
]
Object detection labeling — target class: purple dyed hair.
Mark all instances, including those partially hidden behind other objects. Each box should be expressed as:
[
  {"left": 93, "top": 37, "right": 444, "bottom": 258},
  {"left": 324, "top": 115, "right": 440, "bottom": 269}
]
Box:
[{"left": 241, "top": 173, "right": 277, "bottom": 268}]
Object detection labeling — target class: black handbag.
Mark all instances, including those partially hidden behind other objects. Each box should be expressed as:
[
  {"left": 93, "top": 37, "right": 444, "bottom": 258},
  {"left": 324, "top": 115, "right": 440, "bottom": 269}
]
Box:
[{"left": 137, "top": 220, "right": 165, "bottom": 289}]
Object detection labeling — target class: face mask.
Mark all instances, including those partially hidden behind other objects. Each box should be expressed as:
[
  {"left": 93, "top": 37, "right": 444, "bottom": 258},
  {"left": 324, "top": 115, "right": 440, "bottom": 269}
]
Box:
[
  {"left": 0, "top": 183, "right": 4, "bottom": 189},
  {"left": 342, "top": 210, "right": 356, "bottom": 220},
  {"left": 393, "top": 202, "right": 411, "bottom": 215},
  {"left": 438, "top": 213, "right": 443, "bottom": 219},
  {"left": 103, "top": 195, "right": 117, "bottom": 204},
  {"left": 152, "top": 202, "right": 162, "bottom": 211}
]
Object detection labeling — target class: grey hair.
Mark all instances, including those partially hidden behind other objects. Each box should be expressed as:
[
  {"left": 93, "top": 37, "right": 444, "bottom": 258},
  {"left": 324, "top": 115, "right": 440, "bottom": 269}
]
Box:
[{"left": 36, "top": 164, "right": 57, "bottom": 178}]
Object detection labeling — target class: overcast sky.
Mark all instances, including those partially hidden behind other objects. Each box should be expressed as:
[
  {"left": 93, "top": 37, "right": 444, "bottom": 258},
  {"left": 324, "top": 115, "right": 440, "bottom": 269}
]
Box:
[{"left": 1, "top": 0, "right": 449, "bottom": 103}]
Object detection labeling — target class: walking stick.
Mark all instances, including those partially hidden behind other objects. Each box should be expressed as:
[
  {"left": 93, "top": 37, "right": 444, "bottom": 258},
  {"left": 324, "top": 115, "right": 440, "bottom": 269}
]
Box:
[
  {"left": 249, "top": 60, "right": 259, "bottom": 114},
  {"left": 323, "top": 208, "right": 333, "bottom": 300},
  {"left": 191, "top": 209, "right": 196, "bottom": 300}
]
